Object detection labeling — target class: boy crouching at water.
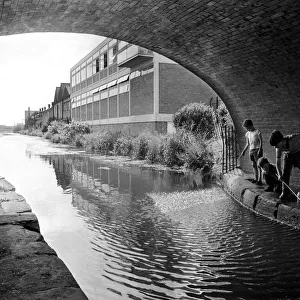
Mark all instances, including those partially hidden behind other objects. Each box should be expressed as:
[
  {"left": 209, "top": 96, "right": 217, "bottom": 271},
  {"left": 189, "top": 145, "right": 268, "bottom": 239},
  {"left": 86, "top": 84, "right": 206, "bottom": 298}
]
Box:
[{"left": 257, "top": 157, "right": 281, "bottom": 193}]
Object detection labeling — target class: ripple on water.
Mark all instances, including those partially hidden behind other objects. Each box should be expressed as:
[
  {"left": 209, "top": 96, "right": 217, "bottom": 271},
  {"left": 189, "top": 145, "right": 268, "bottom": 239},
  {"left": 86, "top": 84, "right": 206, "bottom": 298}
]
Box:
[{"left": 4, "top": 136, "right": 300, "bottom": 300}]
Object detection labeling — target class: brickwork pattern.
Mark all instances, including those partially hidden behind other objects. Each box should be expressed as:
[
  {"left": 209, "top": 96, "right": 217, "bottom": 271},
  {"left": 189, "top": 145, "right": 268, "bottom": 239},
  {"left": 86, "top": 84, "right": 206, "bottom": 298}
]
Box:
[
  {"left": 130, "top": 73, "right": 154, "bottom": 116},
  {"left": 93, "top": 101, "right": 99, "bottom": 120},
  {"left": 1, "top": 0, "right": 299, "bottom": 184},
  {"left": 119, "top": 93, "right": 129, "bottom": 117},
  {"left": 159, "top": 63, "right": 216, "bottom": 114},
  {"left": 93, "top": 122, "right": 167, "bottom": 135},
  {"left": 109, "top": 96, "right": 118, "bottom": 118},
  {"left": 100, "top": 99, "right": 108, "bottom": 119}
]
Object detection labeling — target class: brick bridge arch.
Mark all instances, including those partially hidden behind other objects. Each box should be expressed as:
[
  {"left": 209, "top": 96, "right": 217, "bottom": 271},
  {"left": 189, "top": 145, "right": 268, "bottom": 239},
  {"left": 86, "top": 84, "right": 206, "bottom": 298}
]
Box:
[{"left": 1, "top": 0, "right": 299, "bottom": 182}]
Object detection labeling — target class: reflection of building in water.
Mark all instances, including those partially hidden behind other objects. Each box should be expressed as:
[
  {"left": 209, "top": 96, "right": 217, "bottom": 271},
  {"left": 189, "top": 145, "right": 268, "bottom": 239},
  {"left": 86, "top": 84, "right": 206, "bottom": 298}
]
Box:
[
  {"left": 40, "top": 153, "right": 190, "bottom": 286},
  {"left": 39, "top": 154, "right": 73, "bottom": 191}
]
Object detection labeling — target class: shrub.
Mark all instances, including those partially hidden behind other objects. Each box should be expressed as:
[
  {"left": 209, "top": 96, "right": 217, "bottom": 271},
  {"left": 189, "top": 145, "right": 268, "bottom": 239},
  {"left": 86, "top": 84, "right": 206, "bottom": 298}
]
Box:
[
  {"left": 50, "top": 134, "right": 61, "bottom": 143},
  {"left": 46, "top": 120, "right": 91, "bottom": 144},
  {"left": 146, "top": 135, "right": 165, "bottom": 163},
  {"left": 173, "top": 102, "right": 215, "bottom": 138},
  {"left": 47, "top": 120, "right": 65, "bottom": 135},
  {"left": 162, "top": 132, "right": 185, "bottom": 167},
  {"left": 178, "top": 133, "right": 214, "bottom": 171},
  {"left": 132, "top": 132, "right": 152, "bottom": 160},
  {"left": 83, "top": 131, "right": 120, "bottom": 154},
  {"left": 216, "top": 102, "right": 233, "bottom": 127},
  {"left": 114, "top": 136, "right": 133, "bottom": 156},
  {"left": 74, "top": 134, "right": 85, "bottom": 148}
]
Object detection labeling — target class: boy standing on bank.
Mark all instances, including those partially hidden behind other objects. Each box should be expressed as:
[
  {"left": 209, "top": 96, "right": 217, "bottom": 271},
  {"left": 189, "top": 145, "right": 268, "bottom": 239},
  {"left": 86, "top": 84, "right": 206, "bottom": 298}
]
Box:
[{"left": 240, "top": 119, "right": 263, "bottom": 185}]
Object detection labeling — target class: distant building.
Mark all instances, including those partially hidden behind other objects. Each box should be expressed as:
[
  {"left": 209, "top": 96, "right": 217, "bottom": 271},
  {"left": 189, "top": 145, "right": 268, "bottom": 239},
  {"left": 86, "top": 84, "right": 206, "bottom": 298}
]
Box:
[
  {"left": 70, "top": 38, "right": 217, "bottom": 134},
  {"left": 26, "top": 83, "right": 71, "bottom": 129},
  {"left": 52, "top": 83, "right": 71, "bottom": 121},
  {"left": 24, "top": 107, "right": 38, "bottom": 128}
]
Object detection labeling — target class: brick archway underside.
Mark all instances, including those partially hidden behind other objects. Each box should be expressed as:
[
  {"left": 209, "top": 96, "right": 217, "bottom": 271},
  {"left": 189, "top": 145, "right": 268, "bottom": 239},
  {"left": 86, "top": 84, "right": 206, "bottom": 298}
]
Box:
[{"left": 1, "top": 0, "right": 300, "bottom": 181}]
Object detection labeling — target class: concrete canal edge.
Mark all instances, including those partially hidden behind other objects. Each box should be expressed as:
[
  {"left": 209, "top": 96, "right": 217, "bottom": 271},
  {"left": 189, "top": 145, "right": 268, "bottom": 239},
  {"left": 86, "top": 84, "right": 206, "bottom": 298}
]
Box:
[
  {"left": 0, "top": 178, "right": 88, "bottom": 300},
  {"left": 217, "top": 169, "right": 300, "bottom": 229}
]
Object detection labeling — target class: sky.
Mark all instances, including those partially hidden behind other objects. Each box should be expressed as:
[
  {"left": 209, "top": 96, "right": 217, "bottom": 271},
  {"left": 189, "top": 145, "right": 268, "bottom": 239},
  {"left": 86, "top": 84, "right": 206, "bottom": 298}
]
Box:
[{"left": 0, "top": 32, "right": 105, "bottom": 126}]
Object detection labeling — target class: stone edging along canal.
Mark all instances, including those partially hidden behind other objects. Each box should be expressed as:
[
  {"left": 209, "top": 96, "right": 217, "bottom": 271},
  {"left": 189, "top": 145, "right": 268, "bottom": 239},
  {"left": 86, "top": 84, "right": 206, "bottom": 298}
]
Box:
[
  {"left": 218, "top": 168, "right": 300, "bottom": 230},
  {"left": 0, "top": 178, "right": 88, "bottom": 300}
]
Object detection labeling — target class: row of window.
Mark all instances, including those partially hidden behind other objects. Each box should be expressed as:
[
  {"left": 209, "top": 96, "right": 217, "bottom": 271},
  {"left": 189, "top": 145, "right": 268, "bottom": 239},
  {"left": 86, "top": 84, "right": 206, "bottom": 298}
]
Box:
[
  {"left": 71, "top": 82, "right": 129, "bottom": 108},
  {"left": 71, "top": 63, "right": 153, "bottom": 106},
  {"left": 71, "top": 39, "right": 129, "bottom": 87}
]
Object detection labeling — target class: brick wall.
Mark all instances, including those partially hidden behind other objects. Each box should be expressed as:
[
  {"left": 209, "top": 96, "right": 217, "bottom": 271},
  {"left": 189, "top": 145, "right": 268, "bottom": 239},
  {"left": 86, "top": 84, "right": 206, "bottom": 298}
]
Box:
[
  {"left": 100, "top": 99, "right": 108, "bottom": 119},
  {"left": 159, "top": 63, "right": 217, "bottom": 114},
  {"left": 92, "top": 121, "right": 167, "bottom": 135},
  {"left": 87, "top": 103, "right": 92, "bottom": 120},
  {"left": 93, "top": 101, "right": 100, "bottom": 120},
  {"left": 119, "top": 92, "right": 129, "bottom": 117},
  {"left": 130, "top": 73, "right": 154, "bottom": 116},
  {"left": 109, "top": 96, "right": 118, "bottom": 118},
  {"left": 81, "top": 105, "right": 87, "bottom": 121}
]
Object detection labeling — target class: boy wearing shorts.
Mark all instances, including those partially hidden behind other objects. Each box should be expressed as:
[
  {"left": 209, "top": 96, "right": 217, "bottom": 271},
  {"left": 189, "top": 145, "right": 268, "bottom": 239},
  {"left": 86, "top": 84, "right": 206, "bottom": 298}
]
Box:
[{"left": 240, "top": 119, "right": 263, "bottom": 185}]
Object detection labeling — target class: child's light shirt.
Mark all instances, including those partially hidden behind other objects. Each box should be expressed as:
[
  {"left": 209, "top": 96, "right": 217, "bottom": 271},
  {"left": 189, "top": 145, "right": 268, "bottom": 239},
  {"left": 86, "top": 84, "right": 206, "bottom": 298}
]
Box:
[{"left": 245, "top": 129, "right": 261, "bottom": 150}]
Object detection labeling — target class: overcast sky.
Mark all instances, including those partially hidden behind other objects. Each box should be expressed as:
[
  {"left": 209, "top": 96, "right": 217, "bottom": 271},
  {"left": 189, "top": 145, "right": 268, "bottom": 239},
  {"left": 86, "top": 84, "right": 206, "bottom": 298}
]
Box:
[{"left": 0, "top": 32, "right": 105, "bottom": 126}]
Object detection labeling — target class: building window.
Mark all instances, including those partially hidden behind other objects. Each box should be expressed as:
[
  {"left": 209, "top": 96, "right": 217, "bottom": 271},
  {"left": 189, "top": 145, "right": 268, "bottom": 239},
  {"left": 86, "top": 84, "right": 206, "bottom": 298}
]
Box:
[
  {"left": 108, "top": 44, "right": 117, "bottom": 66},
  {"left": 101, "top": 90, "right": 108, "bottom": 99},
  {"left": 94, "top": 93, "right": 100, "bottom": 102},
  {"left": 109, "top": 86, "right": 118, "bottom": 97},
  {"left": 119, "top": 82, "right": 129, "bottom": 94},
  {"left": 71, "top": 75, "right": 76, "bottom": 87},
  {"left": 81, "top": 67, "right": 86, "bottom": 81},
  {"left": 100, "top": 52, "right": 108, "bottom": 70},
  {"left": 129, "top": 70, "right": 141, "bottom": 80},
  {"left": 75, "top": 71, "right": 80, "bottom": 85},
  {"left": 93, "top": 58, "right": 99, "bottom": 74}
]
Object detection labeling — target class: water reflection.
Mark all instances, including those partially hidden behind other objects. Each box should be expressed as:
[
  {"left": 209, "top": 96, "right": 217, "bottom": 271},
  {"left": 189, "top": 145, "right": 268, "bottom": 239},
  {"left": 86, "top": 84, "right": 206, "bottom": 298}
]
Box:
[{"left": 35, "top": 153, "right": 300, "bottom": 300}]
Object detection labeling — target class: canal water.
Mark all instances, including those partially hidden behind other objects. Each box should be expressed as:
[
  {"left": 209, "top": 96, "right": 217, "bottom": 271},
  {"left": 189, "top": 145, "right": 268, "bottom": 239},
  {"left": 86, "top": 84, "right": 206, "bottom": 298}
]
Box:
[{"left": 1, "top": 134, "right": 300, "bottom": 300}]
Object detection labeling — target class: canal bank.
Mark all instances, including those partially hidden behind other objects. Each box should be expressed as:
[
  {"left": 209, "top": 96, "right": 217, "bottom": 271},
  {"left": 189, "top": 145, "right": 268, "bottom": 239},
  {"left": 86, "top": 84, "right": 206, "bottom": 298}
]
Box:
[
  {"left": 0, "top": 178, "right": 88, "bottom": 300},
  {"left": 218, "top": 168, "right": 300, "bottom": 229}
]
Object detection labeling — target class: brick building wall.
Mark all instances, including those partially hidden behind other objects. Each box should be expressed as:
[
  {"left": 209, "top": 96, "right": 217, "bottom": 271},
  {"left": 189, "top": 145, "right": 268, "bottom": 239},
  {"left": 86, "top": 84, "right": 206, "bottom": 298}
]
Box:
[
  {"left": 159, "top": 63, "right": 217, "bottom": 114},
  {"left": 130, "top": 73, "right": 154, "bottom": 116},
  {"left": 87, "top": 103, "right": 92, "bottom": 120},
  {"left": 109, "top": 96, "right": 118, "bottom": 118},
  {"left": 93, "top": 101, "right": 100, "bottom": 120},
  {"left": 100, "top": 99, "right": 108, "bottom": 119},
  {"left": 93, "top": 122, "right": 167, "bottom": 135},
  {"left": 119, "top": 93, "right": 129, "bottom": 117}
]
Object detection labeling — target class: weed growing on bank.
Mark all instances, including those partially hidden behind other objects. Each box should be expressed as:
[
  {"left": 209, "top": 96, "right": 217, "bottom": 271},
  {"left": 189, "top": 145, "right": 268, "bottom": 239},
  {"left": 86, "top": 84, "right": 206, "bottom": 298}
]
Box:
[{"left": 20, "top": 102, "right": 226, "bottom": 176}]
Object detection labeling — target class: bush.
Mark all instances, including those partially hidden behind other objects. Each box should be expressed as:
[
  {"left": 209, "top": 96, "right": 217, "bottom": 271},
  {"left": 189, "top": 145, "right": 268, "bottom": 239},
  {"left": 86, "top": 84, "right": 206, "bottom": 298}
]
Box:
[
  {"left": 46, "top": 120, "right": 91, "bottom": 144},
  {"left": 216, "top": 102, "right": 233, "bottom": 127},
  {"left": 162, "top": 132, "right": 185, "bottom": 167},
  {"left": 114, "top": 136, "right": 133, "bottom": 156},
  {"left": 47, "top": 120, "right": 65, "bottom": 135},
  {"left": 83, "top": 131, "right": 120, "bottom": 154},
  {"left": 173, "top": 103, "right": 215, "bottom": 138},
  {"left": 146, "top": 135, "right": 165, "bottom": 163},
  {"left": 50, "top": 134, "right": 61, "bottom": 143},
  {"left": 178, "top": 133, "right": 214, "bottom": 171},
  {"left": 132, "top": 132, "right": 152, "bottom": 160},
  {"left": 74, "top": 134, "right": 85, "bottom": 148}
]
